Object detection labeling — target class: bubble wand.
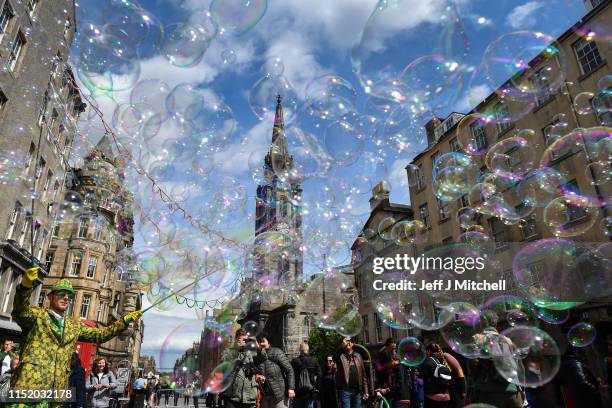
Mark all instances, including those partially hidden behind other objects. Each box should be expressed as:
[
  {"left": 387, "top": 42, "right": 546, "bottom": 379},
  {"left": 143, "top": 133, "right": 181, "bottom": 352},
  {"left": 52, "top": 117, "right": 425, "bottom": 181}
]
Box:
[{"left": 140, "top": 260, "right": 240, "bottom": 313}]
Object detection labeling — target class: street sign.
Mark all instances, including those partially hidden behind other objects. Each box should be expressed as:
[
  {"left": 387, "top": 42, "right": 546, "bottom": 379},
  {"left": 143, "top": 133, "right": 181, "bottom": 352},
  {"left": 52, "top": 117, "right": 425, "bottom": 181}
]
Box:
[{"left": 116, "top": 368, "right": 131, "bottom": 385}]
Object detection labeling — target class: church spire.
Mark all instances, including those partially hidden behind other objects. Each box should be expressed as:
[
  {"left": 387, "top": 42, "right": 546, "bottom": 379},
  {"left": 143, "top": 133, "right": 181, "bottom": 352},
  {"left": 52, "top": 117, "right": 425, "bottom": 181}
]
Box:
[
  {"left": 272, "top": 94, "right": 284, "bottom": 143},
  {"left": 264, "top": 94, "right": 292, "bottom": 174}
]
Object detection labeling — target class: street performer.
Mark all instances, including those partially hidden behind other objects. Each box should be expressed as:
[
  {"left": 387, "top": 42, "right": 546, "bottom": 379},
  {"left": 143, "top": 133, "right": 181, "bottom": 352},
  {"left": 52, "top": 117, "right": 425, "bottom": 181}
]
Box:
[{"left": 8, "top": 266, "right": 142, "bottom": 407}]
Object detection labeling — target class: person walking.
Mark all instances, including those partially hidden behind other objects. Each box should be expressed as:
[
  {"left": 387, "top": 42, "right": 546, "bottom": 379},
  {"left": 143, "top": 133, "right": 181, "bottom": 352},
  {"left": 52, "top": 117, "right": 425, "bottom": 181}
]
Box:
[
  {"left": 420, "top": 344, "right": 452, "bottom": 408},
  {"left": 388, "top": 355, "right": 411, "bottom": 408},
  {"left": 10, "top": 267, "right": 142, "bottom": 400},
  {"left": 291, "top": 342, "right": 321, "bottom": 408},
  {"left": 0, "top": 340, "right": 16, "bottom": 376},
  {"left": 320, "top": 356, "right": 337, "bottom": 408},
  {"left": 130, "top": 374, "right": 147, "bottom": 408},
  {"left": 0, "top": 354, "right": 19, "bottom": 400},
  {"left": 221, "top": 328, "right": 267, "bottom": 408},
  {"left": 87, "top": 357, "right": 118, "bottom": 408},
  {"left": 65, "top": 352, "right": 86, "bottom": 408},
  {"left": 334, "top": 337, "right": 369, "bottom": 408},
  {"left": 374, "top": 339, "right": 396, "bottom": 392},
  {"left": 255, "top": 333, "right": 295, "bottom": 408}
]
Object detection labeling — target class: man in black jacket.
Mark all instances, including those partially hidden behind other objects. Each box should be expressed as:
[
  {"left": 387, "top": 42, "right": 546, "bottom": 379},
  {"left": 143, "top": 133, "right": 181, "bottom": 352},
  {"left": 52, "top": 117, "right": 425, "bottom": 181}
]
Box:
[
  {"left": 291, "top": 342, "right": 322, "bottom": 408},
  {"left": 256, "top": 333, "right": 295, "bottom": 408}
]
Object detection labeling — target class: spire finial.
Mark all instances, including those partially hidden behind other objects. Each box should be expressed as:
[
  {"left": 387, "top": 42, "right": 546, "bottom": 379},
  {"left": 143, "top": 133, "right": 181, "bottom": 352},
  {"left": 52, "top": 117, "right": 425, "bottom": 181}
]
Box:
[{"left": 276, "top": 94, "right": 282, "bottom": 105}]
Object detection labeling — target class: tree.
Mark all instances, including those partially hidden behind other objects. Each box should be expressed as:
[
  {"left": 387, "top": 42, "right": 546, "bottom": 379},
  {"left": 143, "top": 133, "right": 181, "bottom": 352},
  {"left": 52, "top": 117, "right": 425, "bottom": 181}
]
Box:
[{"left": 307, "top": 327, "right": 343, "bottom": 367}]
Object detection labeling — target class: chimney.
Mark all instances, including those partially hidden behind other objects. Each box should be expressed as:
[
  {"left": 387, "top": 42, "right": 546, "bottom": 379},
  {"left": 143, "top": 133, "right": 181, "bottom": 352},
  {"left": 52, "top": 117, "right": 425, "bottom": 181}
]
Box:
[
  {"left": 369, "top": 181, "right": 390, "bottom": 210},
  {"left": 425, "top": 117, "right": 442, "bottom": 146}
]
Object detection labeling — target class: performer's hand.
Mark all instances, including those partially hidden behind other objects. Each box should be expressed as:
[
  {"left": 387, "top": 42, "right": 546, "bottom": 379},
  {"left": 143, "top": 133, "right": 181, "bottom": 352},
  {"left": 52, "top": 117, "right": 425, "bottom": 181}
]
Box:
[
  {"left": 22, "top": 266, "right": 39, "bottom": 288},
  {"left": 288, "top": 389, "right": 295, "bottom": 399},
  {"left": 255, "top": 374, "right": 266, "bottom": 384},
  {"left": 123, "top": 310, "right": 143, "bottom": 325}
]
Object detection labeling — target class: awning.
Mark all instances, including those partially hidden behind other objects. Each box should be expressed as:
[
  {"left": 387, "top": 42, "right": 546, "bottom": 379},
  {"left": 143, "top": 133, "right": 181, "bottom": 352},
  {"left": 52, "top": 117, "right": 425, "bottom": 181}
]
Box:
[{"left": 0, "top": 318, "right": 22, "bottom": 336}]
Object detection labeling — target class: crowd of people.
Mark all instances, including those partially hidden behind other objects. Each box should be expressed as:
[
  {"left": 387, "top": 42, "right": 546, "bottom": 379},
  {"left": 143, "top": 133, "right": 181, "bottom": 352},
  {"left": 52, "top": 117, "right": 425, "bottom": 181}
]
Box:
[{"left": 214, "top": 328, "right": 610, "bottom": 408}]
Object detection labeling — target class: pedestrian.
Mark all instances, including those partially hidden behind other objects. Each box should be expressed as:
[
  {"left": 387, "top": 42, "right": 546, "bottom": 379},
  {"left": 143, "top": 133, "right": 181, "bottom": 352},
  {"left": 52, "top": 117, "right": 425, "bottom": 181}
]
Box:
[
  {"left": 420, "top": 344, "right": 451, "bottom": 408},
  {"left": 130, "top": 374, "right": 147, "bottom": 408},
  {"left": 255, "top": 333, "right": 295, "bottom": 408},
  {"left": 155, "top": 376, "right": 162, "bottom": 407},
  {"left": 87, "top": 357, "right": 118, "bottom": 408},
  {"left": 440, "top": 351, "right": 465, "bottom": 408},
  {"left": 221, "top": 328, "right": 267, "bottom": 408},
  {"left": 0, "top": 354, "right": 19, "bottom": 400},
  {"left": 334, "top": 337, "right": 369, "bottom": 408},
  {"left": 559, "top": 348, "right": 603, "bottom": 408},
  {"left": 291, "top": 342, "right": 322, "bottom": 408},
  {"left": 411, "top": 369, "right": 424, "bottom": 408},
  {"left": 162, "top": 379, "right": 170, "bottom": 406},
  {"left": 320, "top": 356, "right": 337, "bottom": 408},
  {"left": 0, "top": 340, "right": 16, "bottom": 376},
  {"left": 470, "top": 328, "right": 523, "bottom": 408},
  {"left": 9, "top": 267, "right": 142, "bottom": 401},
  {"left": 387, "top": 355, "right": 411, "bottom": 408},
  {"left": 65, "top": 352, "right": 86, "bottom": 408},
  {"left": 374, "top": 338, "right": 396, "bottom": 391}
]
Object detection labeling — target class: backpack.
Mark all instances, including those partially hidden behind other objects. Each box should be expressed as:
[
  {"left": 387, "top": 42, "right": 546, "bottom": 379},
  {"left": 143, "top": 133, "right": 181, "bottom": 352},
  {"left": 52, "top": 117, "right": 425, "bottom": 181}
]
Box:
[
  {"left": 297, "top": 366, "right": 314, "bottom": 393},
  {"left": 429, "top": 357, "right": 452, "bottom": 388}
]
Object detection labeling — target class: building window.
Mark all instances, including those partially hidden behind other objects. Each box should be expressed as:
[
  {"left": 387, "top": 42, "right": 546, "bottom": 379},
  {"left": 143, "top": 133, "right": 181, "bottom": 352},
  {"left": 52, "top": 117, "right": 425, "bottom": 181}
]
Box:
[
  {"left": 8, "top": 31, "right": 25, "bottom": 72},
  {"left": 562, "top": 180, "right": 588, "bottom": 221},
  {"left": 530, "top": 67, "right": 553, "bottom": 107},
  {"left": 374, "top": 313, "right": 383, "bottom": 344},
  {"left": 26, "top": 0, "right": 39, "bottom": 15},
  {"left": 80, "top": 294, "right": 91, "bottom": 318},
  {"left": 490, "top": 218, "right": 508, "bottom": 250},
  {"left": 437, "top": 199, "right": 450, "bottom": 221},
  {"left": 362, "top": 315, "right": 370, "bottom": 344},
  {"left": 70, "top": 252, "right": 82, "bottom": 276},
  {"left": 431, "top": 152, "right": 440, "bottom": 168},
  {"left": 87, "top": 256, "right": 97, "bottom": 278},
  {"left": 37, "top": 291, "right": 46, "bottom": 307},
  {"left": 42, "top": 170, "right": 52, "bottom": 200},
  {"left": 520, "top": 214, "right": 538, "bottom": 239},
  {"left": 590, "top": 0, "right": 604, "bottom": 7},
  {"left": 416, "top": 164, "right": 425, "bottom": 190},
  {"left": 494, "top": 102, "right": 512, "bottom": 134},
  {"left": 44, "top": 250, "right": 54, "bottom": 271},
  {"left": 25, "top": 143, "right": 35, "bottom": 171},
  {"left": 449, "top": 138, "right": 461, "bottom": 152},
  {"left": 459, "top": 194, "right": 469, "bottom": 208},
  {"left": 38, "top": 90, "right": 49, "bottom": 126},
  {"left": 0, "top": 268, "right": 18, "bottom": 313},
  {"left": 0, "top": 2, "right": 14, "bottom": 36},
  {"left": 49, "top": 109, "right": 58, "bottom": 137},
  {"left": 595, "top": 90, "right": 612, "bottom": 126},
  {"left": 442, "top": 236, "right": 453, "bottom": 244},
  {"left": 504, "top": 147, "right": 522, "bottom": 172},
  {"left": 52, "top": 223, "right": 60, "bottom": 237},
  {"left": 77, "top": 218, "right": 88, "bottom": 238},
  {"left": 17, "top": 210, "right": 29, "bottom": 247},
  {"left": 419, "top": 203, "right": 430, "bottom": 228},
  {"left": 93, "top": 225, "right": 103, "bottom": 241},
  {"left": 63, "top": 19, "right": 71, "bottom": 40},
  {"left": 573, "top": 38, "right": 603, "bottom": 76},
  {"left": 303, "top": 315, "right": 313, "bottom": 340},
  {"left": 5, "top": 202, "right": 21, "bottom": 240},
  {"left": 0, "top": 89, "right": 7, "bottom": 113},
  {"left": 470, "top": 122, "right": 488, "bottom": 150}
]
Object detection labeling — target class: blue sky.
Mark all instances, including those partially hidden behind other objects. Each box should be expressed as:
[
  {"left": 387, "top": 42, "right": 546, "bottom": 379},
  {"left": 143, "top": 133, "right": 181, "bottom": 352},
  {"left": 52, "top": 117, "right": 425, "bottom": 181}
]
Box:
[{"left": 70, "top": 0, "right": 589, "bottom": 371}]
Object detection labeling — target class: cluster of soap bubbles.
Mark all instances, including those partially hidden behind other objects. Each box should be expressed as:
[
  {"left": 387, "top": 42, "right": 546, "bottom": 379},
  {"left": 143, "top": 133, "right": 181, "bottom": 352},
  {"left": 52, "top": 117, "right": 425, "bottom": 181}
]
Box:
[{"left": 2, "top": 0, "right": 608, "bottom": 395}]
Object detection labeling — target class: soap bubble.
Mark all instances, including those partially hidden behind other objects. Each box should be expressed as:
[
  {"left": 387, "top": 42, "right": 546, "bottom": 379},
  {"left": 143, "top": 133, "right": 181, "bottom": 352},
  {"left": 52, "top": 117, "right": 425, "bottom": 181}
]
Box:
[
  {"left": 494, "top": 326, "right": 560, "bottom": 388},
  {"left": 209, "top": 0, "right": 267, "bottom": 35},
  {"left": 204, "top": 360, "right": 236, "bottom": 393},
  {"left": 162, "top": 23, "right": 215, "bottom": 67},
  {"left": 397, "top": 337, "right": 426, "bottom": 366},
  {"left": 567, "top": 322, "right": 596, "bottom": 347}
]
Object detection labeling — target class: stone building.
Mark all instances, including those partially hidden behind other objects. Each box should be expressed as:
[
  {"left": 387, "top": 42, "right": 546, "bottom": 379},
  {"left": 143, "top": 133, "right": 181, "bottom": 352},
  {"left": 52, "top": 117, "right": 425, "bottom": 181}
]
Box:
[
  {"left": 237, "top": 96, "right": 317, "bottom": 358},
  {"left": 351, "top": 182, "right": 414, "bottom": 352},
  {"left": 0, "top": 0, "right": 83, "bottom": 339},
  {"left": 40, "top": 135, "right": 144, "bottom": 371},
  {"left": 406, "top": 0, "right": 611, "bottom": 381}
]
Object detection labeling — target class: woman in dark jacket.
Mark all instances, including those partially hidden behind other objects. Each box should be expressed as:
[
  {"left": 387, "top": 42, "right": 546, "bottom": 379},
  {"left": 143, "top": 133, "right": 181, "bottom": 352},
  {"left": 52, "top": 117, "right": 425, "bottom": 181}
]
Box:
[
  {"left": 321, "top": 356, "right": 338, "bottom": 408},
  {"left": 65, "top": 352, "right": 86, "bottom": 408}
]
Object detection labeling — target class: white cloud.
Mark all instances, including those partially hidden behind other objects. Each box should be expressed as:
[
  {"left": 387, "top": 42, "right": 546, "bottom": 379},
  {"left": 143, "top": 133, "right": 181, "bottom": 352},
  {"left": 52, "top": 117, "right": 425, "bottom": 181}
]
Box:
[
  {"left": 213, "top": 119, "right": 272, "bottom": 174},
  {"left": 456, "top": 84, "right": 492, "bottom": 112},
  {"left": 388, "top": 159, "right": 410, "bottom": 200},
  {"left": 507, "top": 1, "right": 544, "bottom": 29}
]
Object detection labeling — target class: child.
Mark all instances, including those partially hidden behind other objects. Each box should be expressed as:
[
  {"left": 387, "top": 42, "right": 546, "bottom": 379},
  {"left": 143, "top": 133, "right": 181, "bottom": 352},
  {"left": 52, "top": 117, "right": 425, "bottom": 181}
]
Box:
[
  {"left": 411, "top": 369, "right": 425, "bottom": 408},
  {"left": 389, "top": 354, "right": 412, "bottom": 408}
]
